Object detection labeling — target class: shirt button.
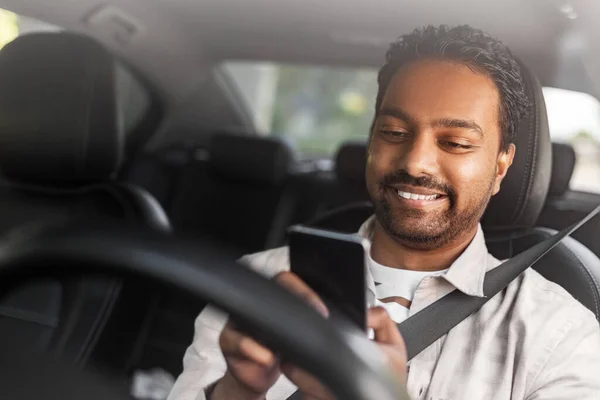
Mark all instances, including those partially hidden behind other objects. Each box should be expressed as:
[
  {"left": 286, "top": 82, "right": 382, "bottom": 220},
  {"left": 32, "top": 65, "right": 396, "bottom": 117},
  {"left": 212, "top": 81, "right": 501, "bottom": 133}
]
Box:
[{"left": 419, "top": 387, "right": 424, "bottom": 396}]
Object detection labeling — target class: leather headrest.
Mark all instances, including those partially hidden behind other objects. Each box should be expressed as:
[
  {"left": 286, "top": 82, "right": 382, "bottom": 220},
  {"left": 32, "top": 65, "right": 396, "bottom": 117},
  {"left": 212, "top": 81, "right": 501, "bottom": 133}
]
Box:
[
  {"left": 336, "top": 141, "right": 368, "bottom": 182},
  {"left": 482, "top": 62, "right": 552, "bottom": 231},
  {"left": 548, "top": 142, "right": 576, "bottom": 197},
  {"left": 0, "top": 32, "right": 122, "bottom": 184},
  {"left": 209, "top": 133, "right": 294, "bottom": 184}
]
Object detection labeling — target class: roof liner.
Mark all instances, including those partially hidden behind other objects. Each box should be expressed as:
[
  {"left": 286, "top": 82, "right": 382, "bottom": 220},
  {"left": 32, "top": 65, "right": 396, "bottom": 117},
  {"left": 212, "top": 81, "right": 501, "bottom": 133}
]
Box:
[{"left": 0, "top": 0, "right": 595, "bottom": 102}]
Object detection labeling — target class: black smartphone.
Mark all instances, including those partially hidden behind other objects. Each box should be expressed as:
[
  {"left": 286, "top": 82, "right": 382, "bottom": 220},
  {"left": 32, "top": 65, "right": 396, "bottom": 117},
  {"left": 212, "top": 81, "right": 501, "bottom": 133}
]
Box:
[{"left": 288, "top": 225, "right": 368, "bottom": 331}]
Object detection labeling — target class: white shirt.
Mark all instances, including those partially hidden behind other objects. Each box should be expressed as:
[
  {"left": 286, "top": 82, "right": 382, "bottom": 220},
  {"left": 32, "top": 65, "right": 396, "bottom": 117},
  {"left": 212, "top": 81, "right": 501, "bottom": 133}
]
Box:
[
  {"left": 368, "top": 254, "right": 448, "bottom": 323},
  {"left": 167, "top": 217, "right": 600, "bottom": 400}
]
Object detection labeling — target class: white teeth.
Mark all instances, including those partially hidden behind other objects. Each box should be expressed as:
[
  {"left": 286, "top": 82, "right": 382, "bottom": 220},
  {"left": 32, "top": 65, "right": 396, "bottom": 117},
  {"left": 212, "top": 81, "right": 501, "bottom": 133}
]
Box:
[
  {"left": 397, "top": 190, "right": 439, "bottom": 201},
  {"left": 398, "top": 190, "right": 411, "bottom": 199}
]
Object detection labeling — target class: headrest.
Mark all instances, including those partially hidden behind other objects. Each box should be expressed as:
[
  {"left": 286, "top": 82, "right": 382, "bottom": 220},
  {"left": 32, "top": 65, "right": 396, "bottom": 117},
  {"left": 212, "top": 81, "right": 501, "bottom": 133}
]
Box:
[
  {"left": 209, "top": 133, "right": 294, "bottom": 184},
  {"left": 336, "top": 141, "right": 368, "bottom": 182},
  {"left": 548, "top": 142, "right": 576, "bottom": 197},
  {"left": 482, "top": 62, "right": 552, "bottom": 231},
  {"left": 0, "top": 32, "right": 122, "bottom": 184}
]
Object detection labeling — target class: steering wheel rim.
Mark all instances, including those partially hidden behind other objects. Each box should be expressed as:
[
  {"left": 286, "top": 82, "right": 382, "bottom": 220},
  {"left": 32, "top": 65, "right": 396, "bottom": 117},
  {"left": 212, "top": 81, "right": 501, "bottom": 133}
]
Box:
[{"left": 0, "top": 222, "right": 409, "bottom": 400}]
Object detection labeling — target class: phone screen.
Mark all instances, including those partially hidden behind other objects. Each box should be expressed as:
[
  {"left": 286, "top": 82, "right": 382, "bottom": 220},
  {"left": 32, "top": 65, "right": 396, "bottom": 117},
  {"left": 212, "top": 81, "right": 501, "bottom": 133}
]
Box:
[{"left": 289, "top": 225, "right": 368, "bottom": 330}]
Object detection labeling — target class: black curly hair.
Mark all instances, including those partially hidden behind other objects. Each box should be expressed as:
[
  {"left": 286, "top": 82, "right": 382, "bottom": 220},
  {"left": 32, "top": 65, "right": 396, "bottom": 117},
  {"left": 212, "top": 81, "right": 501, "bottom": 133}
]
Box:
[{"left": 375, "top": 25, "right": 530, "bottom": 152}]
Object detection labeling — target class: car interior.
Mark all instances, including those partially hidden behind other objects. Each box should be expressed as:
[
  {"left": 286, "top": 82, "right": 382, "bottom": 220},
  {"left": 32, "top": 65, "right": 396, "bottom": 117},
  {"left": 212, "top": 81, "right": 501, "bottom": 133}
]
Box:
[{"left": 0, "top": 0, "right": 597, "bottom": 398}]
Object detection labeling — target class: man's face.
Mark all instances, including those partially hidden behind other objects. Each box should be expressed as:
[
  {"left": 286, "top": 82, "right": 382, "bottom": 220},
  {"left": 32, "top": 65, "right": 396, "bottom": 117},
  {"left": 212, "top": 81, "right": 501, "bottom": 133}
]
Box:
[{"left": 366, "top": 59, "right": 515, "bottom": 249}]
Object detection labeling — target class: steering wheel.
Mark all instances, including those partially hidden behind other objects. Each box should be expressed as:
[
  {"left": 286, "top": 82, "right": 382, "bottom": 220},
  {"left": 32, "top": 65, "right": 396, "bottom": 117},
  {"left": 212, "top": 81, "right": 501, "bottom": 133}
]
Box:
[{"left": 0, "top": 222, "right": 409, "bottom": 400}]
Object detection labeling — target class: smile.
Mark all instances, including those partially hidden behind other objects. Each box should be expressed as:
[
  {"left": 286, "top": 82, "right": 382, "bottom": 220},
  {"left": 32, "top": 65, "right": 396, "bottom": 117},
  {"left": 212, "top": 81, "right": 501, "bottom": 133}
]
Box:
[{"left": 396, "top": 190, "right": 441, "bottom": 201}]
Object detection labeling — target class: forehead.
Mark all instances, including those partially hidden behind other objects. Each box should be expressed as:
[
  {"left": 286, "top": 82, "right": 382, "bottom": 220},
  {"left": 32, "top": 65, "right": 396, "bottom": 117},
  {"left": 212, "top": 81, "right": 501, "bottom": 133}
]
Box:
[{"left": 381, "top": 59, "right": 501, "bottom": 127}]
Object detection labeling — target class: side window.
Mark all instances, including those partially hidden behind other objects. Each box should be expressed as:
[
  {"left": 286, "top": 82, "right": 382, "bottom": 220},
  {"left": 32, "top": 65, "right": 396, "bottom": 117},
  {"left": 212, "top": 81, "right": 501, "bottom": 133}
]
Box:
[
  {"left": 223, "top": 61, "right": 377, "bottom": 156},
  {"left": 543, "top": 87, "right": 600, "bottom": 193}
]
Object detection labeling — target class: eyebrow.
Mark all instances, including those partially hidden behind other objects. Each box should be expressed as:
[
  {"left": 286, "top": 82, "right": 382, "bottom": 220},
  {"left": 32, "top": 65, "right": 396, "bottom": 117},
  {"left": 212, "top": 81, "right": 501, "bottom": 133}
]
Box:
[
  {"left": 379, "top": 107, "right": 417, "bottom": 125},
  {"left": 379, "top": 106, "right": 483, "bottom": 137},
  {"left": 432, "top": 117, "right": 484, "bottom": 137}
]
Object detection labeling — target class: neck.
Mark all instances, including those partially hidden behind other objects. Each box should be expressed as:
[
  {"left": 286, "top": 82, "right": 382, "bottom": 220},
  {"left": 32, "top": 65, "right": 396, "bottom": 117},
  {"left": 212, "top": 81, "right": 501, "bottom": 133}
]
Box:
[{"left": 370, "top": 221, "right": 478, "bottom": 271}]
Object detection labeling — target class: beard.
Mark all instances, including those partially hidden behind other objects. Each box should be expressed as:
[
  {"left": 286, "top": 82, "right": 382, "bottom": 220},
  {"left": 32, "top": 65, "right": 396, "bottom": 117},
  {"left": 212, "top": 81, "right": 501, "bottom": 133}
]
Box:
[{"left": 373, "top": 170, "right": 494, "bottom": 249}]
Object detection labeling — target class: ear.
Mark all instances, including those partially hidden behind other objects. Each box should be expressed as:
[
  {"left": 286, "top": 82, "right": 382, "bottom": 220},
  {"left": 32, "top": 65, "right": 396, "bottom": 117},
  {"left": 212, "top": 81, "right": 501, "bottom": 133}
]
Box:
[{"left": 492, "top": 144, "right": 515, "bottom": 195}]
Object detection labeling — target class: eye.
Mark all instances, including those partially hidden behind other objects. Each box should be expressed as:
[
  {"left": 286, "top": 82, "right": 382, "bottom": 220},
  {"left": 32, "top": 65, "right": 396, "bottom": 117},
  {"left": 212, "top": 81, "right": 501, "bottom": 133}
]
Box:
[
  {"left": 441, "top": 141, "right": 474, "bottom": 150},
  {"left": 379, "top": 129, "right": 410, "bottom": 141}
]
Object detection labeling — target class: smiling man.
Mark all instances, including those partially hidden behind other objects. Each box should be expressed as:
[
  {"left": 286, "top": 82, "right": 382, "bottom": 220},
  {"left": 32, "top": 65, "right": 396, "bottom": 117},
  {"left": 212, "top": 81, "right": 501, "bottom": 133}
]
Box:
[{"left": 168, "top": 25, "right": 600, "bottom": 400}]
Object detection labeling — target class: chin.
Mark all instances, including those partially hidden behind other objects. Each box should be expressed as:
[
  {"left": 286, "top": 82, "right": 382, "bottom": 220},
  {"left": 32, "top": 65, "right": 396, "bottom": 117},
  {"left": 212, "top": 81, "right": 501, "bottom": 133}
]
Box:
[
  {"left": 388, "top": 225, "right": 451, "bottom": 249},
  {"left": 377, "top": 210, "right": 454, "bottom": 249}
]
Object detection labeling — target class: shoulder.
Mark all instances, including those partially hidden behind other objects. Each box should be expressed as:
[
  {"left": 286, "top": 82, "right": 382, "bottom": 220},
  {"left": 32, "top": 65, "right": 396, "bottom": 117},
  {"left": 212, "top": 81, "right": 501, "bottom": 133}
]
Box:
[
  {"left": 238, "top": 246, "right": 290, "bottom": 279},
  {"left": 485, "top": 253, "right": 598, "bottom": 352},
  {"left": 496, "top": 263, "right": 597, "bottom": 331},
  {"left": 504, "top": 267, "right": 600, "bottom": 366},
  {"left": 520, "top": 267, "right": 596, "bottom": 320},
  {"left": 516, "top": 270, "right": 600, "bottom": 396},
  {"left": 486, "top": 252, "right": 596, "bottom": 322},
  {"left": 484, "top": 258, "right": 600, "bottom": 392}
]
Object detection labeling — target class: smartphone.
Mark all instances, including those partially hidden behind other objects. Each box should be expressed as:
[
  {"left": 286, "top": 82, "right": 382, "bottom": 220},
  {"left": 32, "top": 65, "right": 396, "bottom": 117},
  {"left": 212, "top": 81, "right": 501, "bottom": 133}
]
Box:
[{"left": 288, "top": 225, "right": 369, "bottom": 331}]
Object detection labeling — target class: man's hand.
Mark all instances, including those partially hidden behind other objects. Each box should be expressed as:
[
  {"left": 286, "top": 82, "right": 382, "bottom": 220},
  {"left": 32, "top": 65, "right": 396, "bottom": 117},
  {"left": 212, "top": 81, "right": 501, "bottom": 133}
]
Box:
[
  {"left": 211, "top": 272, "right": 328, "bottom": 400},
  {"left": 211, "top": 321, "right": 281, "bottom": 400},
  {"left": 281, "top": 307, "right": 408, "bottom": 400}
]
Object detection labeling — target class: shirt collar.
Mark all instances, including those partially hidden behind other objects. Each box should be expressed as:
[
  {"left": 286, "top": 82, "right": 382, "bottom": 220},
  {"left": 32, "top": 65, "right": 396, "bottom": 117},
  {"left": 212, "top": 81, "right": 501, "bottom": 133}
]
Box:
[{"left": 357, "top": 216, "right": 489, "bottom": 298}]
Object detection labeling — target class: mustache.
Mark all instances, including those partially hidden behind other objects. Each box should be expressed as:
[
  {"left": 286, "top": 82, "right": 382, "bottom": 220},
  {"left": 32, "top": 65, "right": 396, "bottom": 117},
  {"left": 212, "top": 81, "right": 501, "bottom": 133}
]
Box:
[{"left": 379, "top": 170, "right": 454, "bottom": 197}]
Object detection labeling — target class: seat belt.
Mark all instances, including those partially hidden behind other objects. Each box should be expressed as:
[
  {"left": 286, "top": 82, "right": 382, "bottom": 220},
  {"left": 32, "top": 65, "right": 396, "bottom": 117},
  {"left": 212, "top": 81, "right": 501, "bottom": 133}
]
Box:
[
  {"left": 398, "top": 204, "right": 600, "bottom": 360},
  {"left": 287, "top": 204, "right": 600, "bottom": 399}
]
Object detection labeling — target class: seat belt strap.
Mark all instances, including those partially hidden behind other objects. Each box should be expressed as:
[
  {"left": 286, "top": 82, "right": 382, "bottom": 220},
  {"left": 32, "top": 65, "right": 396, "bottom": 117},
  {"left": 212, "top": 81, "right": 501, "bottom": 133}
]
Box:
[
  {"left": 398, "top": 204, "right": 600, "bottom": 360},
  {"left": 287, "top": 205, "right": 600, "bottom": 399}
]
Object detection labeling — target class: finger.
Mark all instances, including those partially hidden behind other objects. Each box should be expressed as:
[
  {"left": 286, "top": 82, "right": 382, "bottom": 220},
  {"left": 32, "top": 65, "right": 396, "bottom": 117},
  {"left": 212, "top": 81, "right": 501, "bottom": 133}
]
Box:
[
  {"left": 219, "top": 323, "right": 276, "bottom": 367},
  {"left": 275, "top": 272, "right": 329, "bottom": 317},
  {"left": 367, "top": 307, "right": 405, "bottom": 345},
  {"left": 281, "top": 364, "right": 334, "bottom": 400}
]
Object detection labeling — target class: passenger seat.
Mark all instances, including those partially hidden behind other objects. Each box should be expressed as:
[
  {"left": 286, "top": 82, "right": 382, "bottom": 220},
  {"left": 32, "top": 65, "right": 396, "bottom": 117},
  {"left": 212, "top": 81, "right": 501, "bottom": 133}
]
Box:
[{"left": 0, "top": 32, "right": 170, "bottom": 371}]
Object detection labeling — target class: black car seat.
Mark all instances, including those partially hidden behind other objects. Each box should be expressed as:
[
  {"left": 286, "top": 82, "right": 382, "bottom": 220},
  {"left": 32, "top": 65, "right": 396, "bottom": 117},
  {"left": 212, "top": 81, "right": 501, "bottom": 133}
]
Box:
[
  {"left": 125, "top": 146, "right": 192, "bottom": 212},
  {"left": 122, "top": 133, "right": 296, "bottom": 376},
  {"left": 307, "top": 63, "right": 600, "bottom": 319},
  {"left": 537, "top": 143, "right": 600, "bottom": 257},
  {"left": 170, "top": 132, "right": 295, "bottom": 255},
  {"left": 289, "top": 141, "right": 371, "bottom": 226},
  {"left": 0, "top": 32, "right": 170, "bottom": 369},
  {"left": 481, "top": 64, "right": 600, "bottom": 318},
  {"left": 548, "top": 142, "right": 577, "bottom": 200},
  {"left": 321, "top": 142, "right": 370, "bottom": 210}
]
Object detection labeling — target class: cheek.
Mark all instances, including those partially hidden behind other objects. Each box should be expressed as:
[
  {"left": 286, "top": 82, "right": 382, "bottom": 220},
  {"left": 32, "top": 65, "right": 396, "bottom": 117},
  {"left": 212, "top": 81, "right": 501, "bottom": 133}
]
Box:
[
  {"left": 445, "top": 156, "right": 496, "bottom": 200},
  {"left": 366, "top": 141, "right": 389, "bottom": 178}
]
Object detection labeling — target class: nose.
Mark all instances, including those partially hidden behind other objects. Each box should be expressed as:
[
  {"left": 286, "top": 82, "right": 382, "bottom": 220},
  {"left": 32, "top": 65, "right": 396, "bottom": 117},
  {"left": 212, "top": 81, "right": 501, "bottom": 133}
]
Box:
[{"left": 398, "top": 132, "right": 439, "bottom": 177}]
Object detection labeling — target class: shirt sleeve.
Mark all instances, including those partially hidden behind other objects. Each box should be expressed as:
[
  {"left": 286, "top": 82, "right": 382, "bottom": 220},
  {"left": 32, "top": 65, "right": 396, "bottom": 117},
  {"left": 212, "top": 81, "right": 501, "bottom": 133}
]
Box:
[
  {"left": 525, "top": 305, "right": 600, "bottom": 400},
  {"left": 167, "top": 246, "right": 295, "bottom": 400},
  {"left": 166, "top": 306, "right": 227, "bottom": 400}
]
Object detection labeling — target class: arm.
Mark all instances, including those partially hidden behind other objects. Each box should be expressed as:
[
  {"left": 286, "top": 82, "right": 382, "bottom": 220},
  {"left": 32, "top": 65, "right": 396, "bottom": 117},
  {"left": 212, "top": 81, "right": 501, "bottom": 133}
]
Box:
[
  {"left": 525, "top": 309, "right": 600, "bottom": 400},
  {"left": 168, "top": 247, "right": 294, "bottom": 400}
]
